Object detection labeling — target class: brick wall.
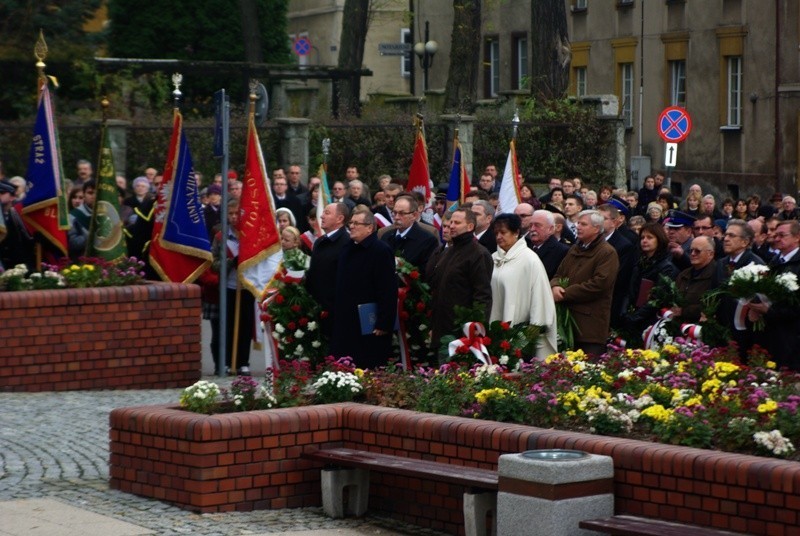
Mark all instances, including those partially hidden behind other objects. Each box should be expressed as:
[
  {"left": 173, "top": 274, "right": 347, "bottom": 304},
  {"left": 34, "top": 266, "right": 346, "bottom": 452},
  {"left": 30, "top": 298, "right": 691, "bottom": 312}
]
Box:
[
  {"left": 0, "top": 283, "right": 201, "bottom": 392},
  {"left": 109, "top": 402, "right": 800, "bottom": 536}
]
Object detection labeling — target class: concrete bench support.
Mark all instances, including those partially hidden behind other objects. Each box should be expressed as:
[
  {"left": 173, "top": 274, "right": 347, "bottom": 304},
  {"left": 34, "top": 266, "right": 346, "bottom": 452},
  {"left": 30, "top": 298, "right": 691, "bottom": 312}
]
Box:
[
  {"left": 464, "top": 491, "right": 497, "bottom": 536},
  {"left": 320, "top": 467, "right": 370, "bottom": 518}
]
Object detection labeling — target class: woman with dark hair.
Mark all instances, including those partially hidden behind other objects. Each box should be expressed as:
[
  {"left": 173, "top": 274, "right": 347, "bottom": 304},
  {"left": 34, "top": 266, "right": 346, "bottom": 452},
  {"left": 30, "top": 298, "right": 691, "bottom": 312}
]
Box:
[
  {"left": 489, "top": 213, "right": 557, "bottom": 359},
  {"left": 657, "top": 191, "right": 676, "bottom": 213},
  {"left": 745, "top": 195, "right": 761, "bottom": 220},
  {"left": 734, "top": 199, "right": 748, "bottom": 220},
  {"left": 519, "top": 182, "right": 541, "bottom": 209},
  {"left": 619, "top": 222, "right": 680, "bottom": 344}
]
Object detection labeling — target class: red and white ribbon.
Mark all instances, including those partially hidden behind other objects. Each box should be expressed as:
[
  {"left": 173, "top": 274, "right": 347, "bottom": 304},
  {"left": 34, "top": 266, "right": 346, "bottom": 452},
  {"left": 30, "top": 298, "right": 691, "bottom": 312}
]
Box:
[
  {"left": 642, "top": 309, "right": 674, "bottom": 349},
  {"left": 447, "top": 322, "right": 491, "bottom": 366},
  {"left": 680, "top": 323, "right": 702, "bottom": 342}
]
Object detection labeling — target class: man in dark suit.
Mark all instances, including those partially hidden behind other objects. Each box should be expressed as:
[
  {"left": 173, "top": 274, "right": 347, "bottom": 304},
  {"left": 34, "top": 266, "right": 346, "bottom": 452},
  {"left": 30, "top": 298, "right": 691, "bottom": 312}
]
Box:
[
  {"left": 748, "top": 220, "right": 800, "bottom": 370},
  {"left": 272, "top": 175, "right": 305, "bottom": 230},
  {"left": 471, "top": 200, "right": 496, "bottom": 253},
  {"left": 598, "top": 204, "right": 636, "bottom": 328},
  {"left": 514, "top": 202, "right": 536, "bottom": 248},
  {"left": 306, "top": 202, "right": 350, "bottom": 339},
  {"left": 748, "top": 218, "right": 775, "bottom": 263},
  {"left": 529, "top": 209, "right": 569, "bottom": 280},
  {"left": 715, "top": 219, "right": 765, "bottom": 357},
  {"left": 381, "top": 196, "right": 439, "bottom": 277}
]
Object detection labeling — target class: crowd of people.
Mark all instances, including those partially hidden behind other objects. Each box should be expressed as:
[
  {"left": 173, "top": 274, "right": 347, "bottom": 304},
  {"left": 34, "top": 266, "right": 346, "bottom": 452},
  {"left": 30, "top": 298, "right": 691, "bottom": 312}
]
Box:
[{"left": 3, "top": 157, "right": 800, "bottom": 373}]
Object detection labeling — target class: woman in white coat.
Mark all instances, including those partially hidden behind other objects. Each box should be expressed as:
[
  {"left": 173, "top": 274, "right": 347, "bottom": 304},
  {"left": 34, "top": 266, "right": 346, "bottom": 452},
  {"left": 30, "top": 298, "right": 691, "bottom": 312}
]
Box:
[{"left": 489, "top": 213, "right": 558, "bottom": 359}]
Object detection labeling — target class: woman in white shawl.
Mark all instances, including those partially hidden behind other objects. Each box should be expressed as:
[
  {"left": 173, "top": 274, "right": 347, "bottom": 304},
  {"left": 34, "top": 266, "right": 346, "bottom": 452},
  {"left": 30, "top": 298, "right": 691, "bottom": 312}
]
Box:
[{"left": 489, "top": 213, "right": 558, "bottom": 359}]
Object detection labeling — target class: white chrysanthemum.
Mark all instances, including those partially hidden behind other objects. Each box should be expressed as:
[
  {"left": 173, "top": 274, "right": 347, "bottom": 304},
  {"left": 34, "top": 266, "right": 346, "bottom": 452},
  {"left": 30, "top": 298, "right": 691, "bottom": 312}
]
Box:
[
  {"left": 307, "top": 321, "right": 317, "bottom": 331},
  {"left": 274, "top": 323, "right": 285, "bottom": 334},
  {"left": 312, "top": 340, "right": 321, "bottom": 348},
  {"left": 776, "top": 272, "right": 799, "bottom": 292},
  {"left": 294, "top": 329, "right": 304, "bottom": 339},
  {"left": 754, "top": 430, "right": 795, "bottom": 456}
]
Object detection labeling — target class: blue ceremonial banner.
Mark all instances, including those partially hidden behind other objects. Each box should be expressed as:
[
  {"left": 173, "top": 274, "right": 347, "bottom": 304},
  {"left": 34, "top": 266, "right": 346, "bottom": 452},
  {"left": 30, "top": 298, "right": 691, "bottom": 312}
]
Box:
[
  {"left": 22, "top": 81, "right": 68, "bottom": 254},
  {"left": 161, "top": 124, "right": 212, "bottom": 253},
  {"left": 150, "top": 111, "right": 212, "bottom": 283},
  {"left": 446, "top": 141, "right": 469, "bottom": 208}
]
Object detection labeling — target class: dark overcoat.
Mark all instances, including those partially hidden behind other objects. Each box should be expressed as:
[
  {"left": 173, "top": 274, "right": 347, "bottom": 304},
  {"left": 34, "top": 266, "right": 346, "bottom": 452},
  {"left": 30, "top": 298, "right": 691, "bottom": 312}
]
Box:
[{"left": 330, "top": 233, "right": 398, "bottom": 369}]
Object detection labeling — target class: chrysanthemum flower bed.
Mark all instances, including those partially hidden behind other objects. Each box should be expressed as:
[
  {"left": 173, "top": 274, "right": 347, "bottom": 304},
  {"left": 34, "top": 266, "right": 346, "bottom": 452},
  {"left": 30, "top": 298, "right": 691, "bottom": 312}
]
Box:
[{"left": 181, "top": 342, "right": 800, "bottom": 461}]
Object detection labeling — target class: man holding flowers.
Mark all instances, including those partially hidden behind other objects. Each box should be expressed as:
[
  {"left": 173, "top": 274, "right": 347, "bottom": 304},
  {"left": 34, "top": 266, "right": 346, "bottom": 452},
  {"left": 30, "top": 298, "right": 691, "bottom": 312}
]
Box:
[{"left": 747, "top": 220, "right": 800, "bottom": 369}]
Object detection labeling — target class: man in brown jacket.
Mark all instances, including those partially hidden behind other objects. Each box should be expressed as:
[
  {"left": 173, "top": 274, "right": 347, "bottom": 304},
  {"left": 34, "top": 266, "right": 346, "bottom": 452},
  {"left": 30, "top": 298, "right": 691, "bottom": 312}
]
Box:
[
  {"left": 551, "top": 210, "right": 619, "bottom": 355},
  {"left": 427, "top": 208, "right": 493, "bottom": 361}
]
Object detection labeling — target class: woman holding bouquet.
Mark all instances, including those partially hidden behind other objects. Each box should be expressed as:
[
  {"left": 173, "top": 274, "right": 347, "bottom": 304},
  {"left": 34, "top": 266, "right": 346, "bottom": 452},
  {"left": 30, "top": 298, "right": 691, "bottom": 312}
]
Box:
[
  {"left": 489, "top": 214, "right": 557, "bottom": 359},
  {"left": 620, "top": 222, "right": 679, "bottom": 344}
]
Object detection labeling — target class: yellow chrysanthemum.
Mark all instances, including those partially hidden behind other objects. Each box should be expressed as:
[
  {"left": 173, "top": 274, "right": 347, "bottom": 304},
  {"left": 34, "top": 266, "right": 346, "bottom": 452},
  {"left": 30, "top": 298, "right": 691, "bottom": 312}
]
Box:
[
  {"left": 661, "top": 344, "right": 679, "bottom": 356},
  {"left": 683, "top": 395, "right": 703, "bottom": 407},
  {"left": 70, "top": 264, "right": 80, "bottom": 271},
  {"left": 354, "top": 368, "right": 364, "bottom": 378},
  {"left": 712, "top": 361, "right": 740, "bottom": 378},
  {"left": 641, "top": 404, "right": 673, "bottom": 423},
  {"left": 475, "top": 387, "right": 512, "bottom": 405},
  {"left": 766, "top": 361, "right": 776, "bottom": 370},
  {"left": 758, "top": 399, "right": 778, "bottom": 413},
  {"left": 600, "top": 371, "right": 614, "bottom": 384},
  {"left": 701, "top": 378, "right": 722, "bottom": 393},
  {"left": 641, "top": 349, "right": 662, "bottom": 361}
]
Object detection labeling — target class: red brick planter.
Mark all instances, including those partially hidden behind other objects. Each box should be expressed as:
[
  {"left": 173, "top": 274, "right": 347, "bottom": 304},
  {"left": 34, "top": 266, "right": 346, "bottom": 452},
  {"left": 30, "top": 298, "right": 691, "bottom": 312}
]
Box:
[
  {"left": 0, "top": 283, "right": 201, "bottom": 392},
  {"left": 109, "top": 403, "right": 800, "bottom": 535}
]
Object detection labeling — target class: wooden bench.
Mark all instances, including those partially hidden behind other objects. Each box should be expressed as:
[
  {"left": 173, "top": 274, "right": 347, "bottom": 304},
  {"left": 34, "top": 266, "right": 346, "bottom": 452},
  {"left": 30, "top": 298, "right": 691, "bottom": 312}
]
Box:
[
  {"left": 304, "top": 447, "right": 498, "bottom": 536},
  {"left": 579, "top": 515, "right": 748, "bottom": 536}
]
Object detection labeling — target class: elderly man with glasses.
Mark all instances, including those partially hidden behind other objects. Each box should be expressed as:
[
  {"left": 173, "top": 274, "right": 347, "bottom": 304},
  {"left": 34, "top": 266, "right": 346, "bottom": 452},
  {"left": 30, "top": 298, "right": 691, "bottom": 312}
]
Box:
[
  {"left": 381, "top": 195, "right": 439, "bottom": 278},
  {"left": 672, "top": 235, "right": 721, "bottom": 324}
]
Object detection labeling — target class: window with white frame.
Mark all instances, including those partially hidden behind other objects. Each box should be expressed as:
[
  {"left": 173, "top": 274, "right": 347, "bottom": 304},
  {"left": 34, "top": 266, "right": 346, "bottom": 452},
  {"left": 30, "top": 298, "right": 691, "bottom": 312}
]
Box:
[
  {"left": 401, "top": 28, "right": 411, "bottom": 78},
  {"left": 489, "top": 39, "right": 500, "bottom": 96},
  {"left": 576, "top": 67, "right": 587, "bottom": 97},
  {"left": 575, "top": 0, "right": 588, "bottom": 9},
  {"left": 670, "top": 60, "right": 686, "bottom": 107},
  {"left": 515, "top": 36, "right": 528, "bottom": 89},
  {"left": 621, "top": 63, "right": 634, "bottom": 128},
  {"left": 727, "top": 56, "right": 742, "bottom": 127}
]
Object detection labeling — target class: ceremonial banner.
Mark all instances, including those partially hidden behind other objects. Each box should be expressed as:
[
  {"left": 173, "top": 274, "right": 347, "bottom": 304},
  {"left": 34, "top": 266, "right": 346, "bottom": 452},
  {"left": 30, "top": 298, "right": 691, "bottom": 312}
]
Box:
[
  {"left": 22, "top": 81, "right": 68, "bottom": 255},
  {"left": 406, "top": 122, "right": 431, "bottom": 203},
  {"left": 316, "top": 162, "right": 331, "bottom": 229},
  {"left": 149, "top": 111, "right": 212, "bottom": 282},
  {"left": 446, "top": 139, "right": 470, "bottom": 209},
  {"left": 86, "top": 126, "right": 126, "bottom": 261},
  {"left": 497, "top": 139, "right": 521, "bottom": 214},
  {"left": 238, "top": 113, "right": 281, "bottom": 298}
]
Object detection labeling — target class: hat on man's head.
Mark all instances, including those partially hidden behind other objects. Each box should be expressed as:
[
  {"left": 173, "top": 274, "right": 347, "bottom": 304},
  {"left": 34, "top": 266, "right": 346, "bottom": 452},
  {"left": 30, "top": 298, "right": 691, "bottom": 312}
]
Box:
[
  {"left": 543, "top": 203, "right": 565, "bottom": 217},
  {"left": 434, "top": 192, "right": 447, "bottom": 201},
  {"left": 770, "top": 192, "right": 784, "bottom": 203},
  {"left": 664, "top": 210, "right": 696, "bottom": 228},
  {"left": 207, "top": 184, "right": 222, "bottom": 196},
  {"left": 605, "top": 196, "right": 630, "bottom": 218},
  {"left": 0, "top": 179, "right": 16, "bottom": 195}
]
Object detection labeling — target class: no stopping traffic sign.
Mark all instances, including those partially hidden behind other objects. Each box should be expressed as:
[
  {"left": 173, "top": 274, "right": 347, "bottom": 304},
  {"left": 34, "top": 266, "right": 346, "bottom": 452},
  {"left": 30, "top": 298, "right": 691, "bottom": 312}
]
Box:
[{"left": 657, "top": 106, "right": 692, "bottom": 143}]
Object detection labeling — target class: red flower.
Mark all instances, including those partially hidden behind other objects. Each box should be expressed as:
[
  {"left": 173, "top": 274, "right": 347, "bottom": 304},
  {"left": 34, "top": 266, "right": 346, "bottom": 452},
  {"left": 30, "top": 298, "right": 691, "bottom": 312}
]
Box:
[
  {"left": 299, "top": 317, "right": 309, "bottom": 327},
  {"left": 500, "top": 340, "right": 511, "bottom": 350},
  {"left": 409, "top": 270, "right": 420, "bottom": 280},
  {"left": 400, "top": 311, "right": 410, "bottom": 320},
  {"left": 290, "top": 304, "right": 302, "bottom": 313},
  {"left": 415, "top": 301, "right": 425, "bottom": 312},
  {"left": 320, "top": 310, "right": 329, "bottom": 319},
  {"left": 500, "top": 321, "right": 511, "bottom": 331},
  {"left": 260, "top": 313, "right": 271, "bottom": 322},
  {"left": 285, "top": 336, "right": 294, "bottom": 343},
  {"left": 482, "top": 337, "right": 492, "bottom": 345},
  {"left": 288, "top": 321, "right": 296, "bottom": 330},
  {"left": 514, "top": 348, "right": 522, "bottom": 358},
  {"left": 275, "top": 294, "right": 285, "bottom": 304}
]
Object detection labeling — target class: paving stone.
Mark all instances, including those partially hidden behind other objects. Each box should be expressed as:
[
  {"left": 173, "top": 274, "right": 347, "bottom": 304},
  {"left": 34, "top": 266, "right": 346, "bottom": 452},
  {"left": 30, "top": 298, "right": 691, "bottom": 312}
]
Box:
[{"left": 0, "top": 380, "right": 446, "bottom": 536}]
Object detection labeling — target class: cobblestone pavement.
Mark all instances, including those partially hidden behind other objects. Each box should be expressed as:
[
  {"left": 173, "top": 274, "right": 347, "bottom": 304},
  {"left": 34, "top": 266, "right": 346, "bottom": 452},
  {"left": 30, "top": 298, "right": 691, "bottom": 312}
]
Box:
[{"left": 0, "top": 381, "right": 446, "bottom": 536}]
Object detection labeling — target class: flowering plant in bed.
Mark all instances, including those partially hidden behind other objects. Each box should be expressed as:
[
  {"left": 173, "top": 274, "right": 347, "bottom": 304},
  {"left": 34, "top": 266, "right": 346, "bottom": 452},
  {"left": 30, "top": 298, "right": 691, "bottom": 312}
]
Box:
[
  {"left": 0, "top": 256, "right": 146, "bottom": 291},
  {"left": 179, "top": 343, "right": 800, "bottom": 460}
]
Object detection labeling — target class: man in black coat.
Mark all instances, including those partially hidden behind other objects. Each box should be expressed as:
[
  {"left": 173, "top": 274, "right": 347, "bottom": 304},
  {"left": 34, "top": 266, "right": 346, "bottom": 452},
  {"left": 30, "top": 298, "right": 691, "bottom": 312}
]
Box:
[
  {"left": 306, "top": 202, "right": 350, "bottom": 338},
  {"left": 748, "top": 220, "right": 800, "bottom": 370},
  {"left": 381, "top": 195, "right": 439, "bottom": 278},
  {"left": 529, "top": 209, "right": 569, "bottom": 280},
  {"left": 715, "top": 219, "right": 765, "bottom": 357},
  {"left": 331, "top": 206, "right": 397, "bottom": 369},
  {"left": 471, "top": 200, "right": 496, "bottom": 253},
  {"left": 598, "top": 204, "right": 637, "bottom": 329},
  {"left": 272, "top": 175, "right": 305, "bottom": 230}
]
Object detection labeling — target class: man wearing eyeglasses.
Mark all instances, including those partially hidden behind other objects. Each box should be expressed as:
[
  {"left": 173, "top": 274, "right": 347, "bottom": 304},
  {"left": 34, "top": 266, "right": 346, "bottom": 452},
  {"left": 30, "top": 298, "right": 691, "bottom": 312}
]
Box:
[
  {"left": 692, "top": 214, "right": 724, "bottom": 259},
  {"left": 330, "top": 206, "right": 397, "bottom": 369},
  {"left": 747, "top": 220, "right": 800, "bottom": 369},
  {"left": 381, "top": 195, "right": 439, "bottom": 278},
  {"left": 306, "top": 202, "right": 351, "bottom": 339},
  {"left": 672, "top": 236, "right": 721, "bottom": 324},
  {"left": 715, "top": 219, "right": 765, "bottom": 357},
  {"left": 330, "top": 181, "right": 356, "bottom": 210}
]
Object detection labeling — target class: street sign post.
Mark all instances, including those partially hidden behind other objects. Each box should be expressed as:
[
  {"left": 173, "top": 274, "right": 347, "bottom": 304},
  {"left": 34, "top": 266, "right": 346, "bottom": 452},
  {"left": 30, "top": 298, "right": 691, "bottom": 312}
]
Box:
[{"left": 657, "top": 106, "right": 692, "bottom": 185}]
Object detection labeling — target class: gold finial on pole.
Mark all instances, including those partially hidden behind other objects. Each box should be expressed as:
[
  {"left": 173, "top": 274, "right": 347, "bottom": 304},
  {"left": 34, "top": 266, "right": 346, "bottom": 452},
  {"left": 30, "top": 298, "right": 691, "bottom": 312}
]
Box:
[
  {"left": 101, "top": 96, "right": 110, "bottom": 123},
  {"left": 34, "top": 29, "right": 48, "bottom": 81},
  {"left": 248, "top": 79, "right": 258, "bottom": 117},
  {"left": 171, "top": 73, "right": 183, "bottom": 108}
]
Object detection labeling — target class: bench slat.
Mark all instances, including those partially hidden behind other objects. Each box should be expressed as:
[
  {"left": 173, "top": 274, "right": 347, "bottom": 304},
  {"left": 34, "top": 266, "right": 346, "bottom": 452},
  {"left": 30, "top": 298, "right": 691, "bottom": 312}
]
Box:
[
  {"left": 579, "top": 515, "right": 747, "bottom": 536},
  {"left": 304, "top": 448, "right": 498, "bottom": 490}
]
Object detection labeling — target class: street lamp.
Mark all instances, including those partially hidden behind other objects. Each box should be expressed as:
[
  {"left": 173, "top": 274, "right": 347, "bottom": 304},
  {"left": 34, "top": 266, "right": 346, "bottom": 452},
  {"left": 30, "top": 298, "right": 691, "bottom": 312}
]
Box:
[{"left": 414, "top": 20, "right": 438, "bottom": 92}]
